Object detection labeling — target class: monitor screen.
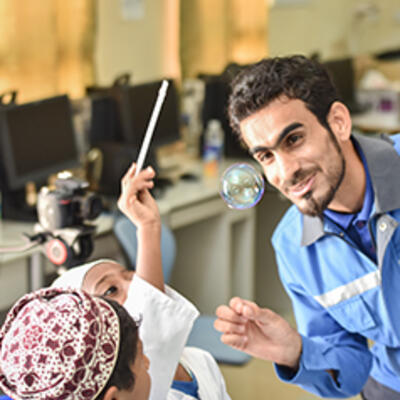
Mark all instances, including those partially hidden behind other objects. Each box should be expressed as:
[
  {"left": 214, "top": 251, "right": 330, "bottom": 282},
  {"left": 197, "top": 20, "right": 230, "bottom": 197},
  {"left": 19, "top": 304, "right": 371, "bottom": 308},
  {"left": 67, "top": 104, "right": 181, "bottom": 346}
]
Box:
[
  {"left": 120, "top": 79, "right": 181, "bottom": 148},
  {"left": 0, "top": 95, "right": 80, "bottom": 190},
  {"left": 323, "top": 57, "right": 356, "bottom": 107}
]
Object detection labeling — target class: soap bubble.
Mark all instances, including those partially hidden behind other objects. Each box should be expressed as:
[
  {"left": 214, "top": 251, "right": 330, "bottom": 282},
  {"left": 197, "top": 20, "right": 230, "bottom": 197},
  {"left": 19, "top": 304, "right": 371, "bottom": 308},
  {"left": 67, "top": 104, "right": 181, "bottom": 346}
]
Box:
[{"left": 220, "top": 163, "right": 265, "bottom": 209}]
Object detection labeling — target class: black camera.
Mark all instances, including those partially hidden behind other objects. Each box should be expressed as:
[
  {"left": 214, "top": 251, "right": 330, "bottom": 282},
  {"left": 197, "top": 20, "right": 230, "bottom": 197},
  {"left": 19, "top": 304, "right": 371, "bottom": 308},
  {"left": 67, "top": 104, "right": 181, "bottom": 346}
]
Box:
[
  {"left": 34, "top": 175, "right": 103, "bottom": 268},
  {"left": 37, "top": 175, "right": 103, "bottom": 231}
]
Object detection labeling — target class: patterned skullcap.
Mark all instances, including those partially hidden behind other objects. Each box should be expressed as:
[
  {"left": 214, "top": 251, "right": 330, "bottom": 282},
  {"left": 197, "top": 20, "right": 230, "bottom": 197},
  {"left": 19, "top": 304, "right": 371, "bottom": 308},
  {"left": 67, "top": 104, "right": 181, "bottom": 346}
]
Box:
[{"left": 0, "top": 287, "right": 120, "bottom": 400}]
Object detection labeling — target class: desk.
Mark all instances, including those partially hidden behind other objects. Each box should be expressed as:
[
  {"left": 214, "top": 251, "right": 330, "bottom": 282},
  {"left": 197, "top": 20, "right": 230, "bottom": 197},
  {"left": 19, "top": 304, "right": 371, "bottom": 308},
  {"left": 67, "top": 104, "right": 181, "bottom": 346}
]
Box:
[
  {"left": 0, "top": 158, "right": 257, "bottom": 314},
  {"left": 0, "top": 214, "right": 115, "bottom": 308}
]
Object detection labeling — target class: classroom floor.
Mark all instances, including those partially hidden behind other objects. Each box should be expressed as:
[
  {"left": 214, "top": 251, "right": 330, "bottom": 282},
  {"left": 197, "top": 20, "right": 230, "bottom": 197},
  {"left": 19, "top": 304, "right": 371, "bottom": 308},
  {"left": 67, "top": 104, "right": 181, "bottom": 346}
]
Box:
[{"left": 219, "top": 357, "right": 361, "bottom": 400}]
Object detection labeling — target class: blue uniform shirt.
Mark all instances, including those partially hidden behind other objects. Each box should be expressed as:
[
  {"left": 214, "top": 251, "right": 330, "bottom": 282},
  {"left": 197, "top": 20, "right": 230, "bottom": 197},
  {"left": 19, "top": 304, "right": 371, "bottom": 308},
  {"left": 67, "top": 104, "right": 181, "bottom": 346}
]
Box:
[{"left": 272, "top": 133, "right": 400, "bottom": 397}]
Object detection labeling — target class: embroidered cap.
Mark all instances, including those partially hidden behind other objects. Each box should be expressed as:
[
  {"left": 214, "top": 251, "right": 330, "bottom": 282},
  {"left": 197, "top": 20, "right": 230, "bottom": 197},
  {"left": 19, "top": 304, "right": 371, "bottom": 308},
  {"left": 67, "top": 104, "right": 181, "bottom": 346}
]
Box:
[{"left": 0, "top": 287, "right": 120, "bottom": 400}]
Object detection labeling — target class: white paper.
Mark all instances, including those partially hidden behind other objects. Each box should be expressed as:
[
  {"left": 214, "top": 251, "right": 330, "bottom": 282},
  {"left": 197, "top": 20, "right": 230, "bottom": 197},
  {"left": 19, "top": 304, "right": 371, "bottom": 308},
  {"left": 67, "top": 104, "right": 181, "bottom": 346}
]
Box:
[{"left": 121, "top": 0, "right": 145, "bottom": 21}]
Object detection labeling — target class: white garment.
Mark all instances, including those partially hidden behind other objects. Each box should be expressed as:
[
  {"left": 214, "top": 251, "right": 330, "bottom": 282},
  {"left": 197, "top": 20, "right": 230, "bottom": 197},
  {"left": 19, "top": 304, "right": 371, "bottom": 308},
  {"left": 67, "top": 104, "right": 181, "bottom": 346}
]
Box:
[
  {"left": 168, "top": 347, "right": 231, "bottom": 400},
  {"left": 125, "top": 276, "right": 231, "bottom": 400},
  {"left": 51, "top": 258, "right": 116, "bottom": 289},
  {"left": 51, "top": 262, "right": 231, "bottom": 399}
]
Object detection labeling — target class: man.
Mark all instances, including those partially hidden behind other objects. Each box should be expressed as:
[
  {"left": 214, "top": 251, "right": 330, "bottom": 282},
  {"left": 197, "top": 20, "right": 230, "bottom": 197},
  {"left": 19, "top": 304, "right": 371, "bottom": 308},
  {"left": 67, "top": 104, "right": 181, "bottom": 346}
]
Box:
[{"left": 214, "top": 55, "right": 400, "bottom": 399}]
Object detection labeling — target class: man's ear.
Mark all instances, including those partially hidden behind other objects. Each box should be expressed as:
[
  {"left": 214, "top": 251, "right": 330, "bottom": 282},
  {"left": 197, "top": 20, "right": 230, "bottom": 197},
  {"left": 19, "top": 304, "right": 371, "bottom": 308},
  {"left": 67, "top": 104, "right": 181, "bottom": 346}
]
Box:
[
  {"left": 327, "top": 101, "right": 352, "bottom": 141},
  {"left": 103, "top": 386, "right": 120, "bottom": 400}
]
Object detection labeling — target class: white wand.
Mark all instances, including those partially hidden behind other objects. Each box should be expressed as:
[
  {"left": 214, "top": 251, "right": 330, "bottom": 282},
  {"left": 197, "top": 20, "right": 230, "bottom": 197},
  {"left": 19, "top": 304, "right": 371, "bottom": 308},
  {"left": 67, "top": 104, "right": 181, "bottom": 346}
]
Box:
[{"left": 135, "top": 79, "right": 169, "bottom": 176}]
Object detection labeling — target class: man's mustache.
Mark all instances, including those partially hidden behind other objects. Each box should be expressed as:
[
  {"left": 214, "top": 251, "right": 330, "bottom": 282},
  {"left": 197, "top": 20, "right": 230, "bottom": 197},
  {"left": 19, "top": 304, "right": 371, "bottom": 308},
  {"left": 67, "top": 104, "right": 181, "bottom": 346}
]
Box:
[{"left": 282, "top": 167, "right": 322, "bottom": 193}]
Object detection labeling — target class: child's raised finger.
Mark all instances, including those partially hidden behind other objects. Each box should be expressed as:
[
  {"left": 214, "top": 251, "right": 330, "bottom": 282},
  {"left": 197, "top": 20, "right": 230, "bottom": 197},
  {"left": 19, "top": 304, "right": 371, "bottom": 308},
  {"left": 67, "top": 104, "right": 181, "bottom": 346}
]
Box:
[
  {"left": 124, "top": 162, "right": 137, "bottom": 179},
  {"left": 121, "top": 163, "right": 137, "bottom": 187},
  {"left": 126, "top": 176, "right": 154, "bottom": 193},
  {"left": 127, "top": 162, "right": 137, "bottom": 176},
  {"left": 140, "top": 165, "right": 156, "bottom": 180}
]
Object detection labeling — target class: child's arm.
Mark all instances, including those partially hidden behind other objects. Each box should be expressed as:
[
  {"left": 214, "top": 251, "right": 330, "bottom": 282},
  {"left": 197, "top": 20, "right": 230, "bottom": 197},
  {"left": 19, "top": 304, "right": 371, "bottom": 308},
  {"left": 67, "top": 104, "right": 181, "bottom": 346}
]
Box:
[{"left": 117, "top": 162, "right": 164, "bottom": 292}]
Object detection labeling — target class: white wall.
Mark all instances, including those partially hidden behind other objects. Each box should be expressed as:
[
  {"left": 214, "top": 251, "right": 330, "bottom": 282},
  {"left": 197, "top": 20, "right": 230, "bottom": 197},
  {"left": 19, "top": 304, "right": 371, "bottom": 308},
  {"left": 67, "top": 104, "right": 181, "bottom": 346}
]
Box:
[
  {"left": 269, "top": 0, "right": 400, "bottom": 60},
  {"left": 95, "top": 1, "right": 400, "bottom": 83},
  {"left": 95, "top": 0, "right": 180, "bottom": 85}
]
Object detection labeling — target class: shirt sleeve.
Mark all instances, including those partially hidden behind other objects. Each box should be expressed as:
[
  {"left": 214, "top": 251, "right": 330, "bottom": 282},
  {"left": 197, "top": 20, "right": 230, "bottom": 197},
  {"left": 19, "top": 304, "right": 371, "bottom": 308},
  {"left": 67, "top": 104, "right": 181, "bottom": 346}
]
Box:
[
  {"left": 123, "top": 275, "right": 200, "bottom": 400},
  {"left": 274, "top": 251, "right": 372, "bottom": 398},
  {"left": 179, "top": 347, "right": 232, "bottom": 400}
]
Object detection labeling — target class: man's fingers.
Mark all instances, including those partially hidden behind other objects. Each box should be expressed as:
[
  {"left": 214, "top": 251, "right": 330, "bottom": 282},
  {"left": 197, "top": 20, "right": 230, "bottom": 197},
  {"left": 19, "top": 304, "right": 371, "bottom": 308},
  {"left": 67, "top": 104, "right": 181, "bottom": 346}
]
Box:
[
  {"left": 215, "top": 304, "right": 248, "bottom": 324},
  {"left": 214, "top": 318, "right": 246, "bottom": 335},
  {"left": 229, "top": 297, "right": 274, "bottom": 325},
  {"left": 220, "top": 333, "right": 249, "bottom": 352},
  {"left": 229, "top": 297, "right": 257, "bottom": 318}
]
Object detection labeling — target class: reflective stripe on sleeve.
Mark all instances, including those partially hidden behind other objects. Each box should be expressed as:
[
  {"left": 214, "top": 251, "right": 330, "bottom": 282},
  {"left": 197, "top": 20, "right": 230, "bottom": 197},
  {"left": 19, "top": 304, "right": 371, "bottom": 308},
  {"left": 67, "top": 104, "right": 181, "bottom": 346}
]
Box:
[{"left": 313, "top": 270, "right": 381, "bottom": 308}]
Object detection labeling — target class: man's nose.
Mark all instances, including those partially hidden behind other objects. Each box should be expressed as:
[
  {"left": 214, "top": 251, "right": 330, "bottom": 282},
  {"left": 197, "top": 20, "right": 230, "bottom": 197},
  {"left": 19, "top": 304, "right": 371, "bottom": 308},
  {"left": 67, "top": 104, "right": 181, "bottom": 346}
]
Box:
[{"left": 275, "top": 153, "right": 299, "bottom": 183}]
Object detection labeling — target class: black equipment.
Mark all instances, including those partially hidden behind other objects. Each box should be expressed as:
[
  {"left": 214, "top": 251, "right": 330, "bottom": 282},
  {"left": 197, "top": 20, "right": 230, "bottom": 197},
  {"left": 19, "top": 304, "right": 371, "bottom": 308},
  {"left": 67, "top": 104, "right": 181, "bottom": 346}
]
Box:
[
  {"left": 0, "top": 95, "right": 79, "bottom": 190},
  {"left": 0, "top": 175, "right": 103, "bottom": 269},
  {"left": 0, "top": 94, "right": 80, "bottom": 221},
  {"left": 199, "top": 66, "right": 251, "bottom": 160},
  {"left": 322, "top": 57, "right": 368, "bottom": 115},
  {"left": 0, "top": 94, "right": 100, "bottom": 269},
  {"left": 87, "top": 78, "right": 180, "bottom": 197},
  {"left": 34, "top": 175, "right": 102, "bottom": 268}
]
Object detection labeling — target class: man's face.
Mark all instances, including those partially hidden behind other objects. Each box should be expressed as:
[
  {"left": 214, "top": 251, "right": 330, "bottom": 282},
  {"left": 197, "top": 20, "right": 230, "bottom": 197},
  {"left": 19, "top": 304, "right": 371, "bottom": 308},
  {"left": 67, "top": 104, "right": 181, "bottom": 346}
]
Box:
[
  {"left": 82, "top": 262, "right": 133, "bottom": 305},
  {"left": 240, "top": 97, "right": 345, "bottom": 216}
]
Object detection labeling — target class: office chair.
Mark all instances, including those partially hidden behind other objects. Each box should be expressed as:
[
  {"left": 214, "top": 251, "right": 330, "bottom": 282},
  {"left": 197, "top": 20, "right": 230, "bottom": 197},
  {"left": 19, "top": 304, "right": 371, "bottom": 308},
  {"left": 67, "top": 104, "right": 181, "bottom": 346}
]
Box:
[
  {"left": 113, "top": 215, "right": 251, "bottom": 365},
  {"left": 114, "top": 213, "right": 176, "bottom": 283}
]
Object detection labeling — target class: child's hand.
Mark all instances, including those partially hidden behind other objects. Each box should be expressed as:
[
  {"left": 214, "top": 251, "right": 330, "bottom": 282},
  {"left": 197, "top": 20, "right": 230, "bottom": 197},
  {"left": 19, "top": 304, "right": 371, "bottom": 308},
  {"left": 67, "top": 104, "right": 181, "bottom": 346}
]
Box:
[
  {"left": 118, "top": 163, "right": 164, "bottom": 292},
  {"left": 118, "top": 163, "right": 160, "bottom": 230}
]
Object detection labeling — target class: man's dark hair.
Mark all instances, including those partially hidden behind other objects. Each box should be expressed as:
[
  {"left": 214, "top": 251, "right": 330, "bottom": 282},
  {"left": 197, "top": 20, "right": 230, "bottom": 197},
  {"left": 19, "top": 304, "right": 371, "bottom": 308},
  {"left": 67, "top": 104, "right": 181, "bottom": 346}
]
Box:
[
  {"left": 228, "top": 55, "right": 340, "bottom": 141},
  {"left": 96, "top": 298, "right": 139, "bottom": 399}
]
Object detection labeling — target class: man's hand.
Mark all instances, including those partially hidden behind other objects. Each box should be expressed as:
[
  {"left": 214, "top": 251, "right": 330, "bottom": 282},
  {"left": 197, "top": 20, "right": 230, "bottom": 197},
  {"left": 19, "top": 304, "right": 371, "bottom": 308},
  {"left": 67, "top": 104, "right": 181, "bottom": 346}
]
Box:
[
  {"left": 117, "top": 163, "right": 160, "bottom": 230},
  {"left": 215, "top": 297, "right": 302, "bottom": 369}
]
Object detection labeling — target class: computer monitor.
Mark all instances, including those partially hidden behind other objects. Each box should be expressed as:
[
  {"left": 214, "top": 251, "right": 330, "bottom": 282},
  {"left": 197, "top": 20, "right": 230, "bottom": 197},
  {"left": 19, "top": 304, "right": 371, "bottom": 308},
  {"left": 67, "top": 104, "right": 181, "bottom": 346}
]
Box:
[
  {"left": 200, "top": 72, "right": 250, "bottom": 159},
  {"left": 322, "top": 57, "right": 366, "bottom": 114},
  {"left": 120, "top": 79, "right": 181, "bottom": 148},
  {"left": 0, "top": 95, "right": 80, "bottom": 191}
]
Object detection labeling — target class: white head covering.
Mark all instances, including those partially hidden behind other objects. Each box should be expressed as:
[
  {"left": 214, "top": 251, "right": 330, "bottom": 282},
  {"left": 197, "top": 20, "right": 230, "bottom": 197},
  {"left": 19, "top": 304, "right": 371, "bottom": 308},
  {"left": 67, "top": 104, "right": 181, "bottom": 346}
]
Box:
[{"left": 51, "top": 258, "right": 118, "bottom": 289}]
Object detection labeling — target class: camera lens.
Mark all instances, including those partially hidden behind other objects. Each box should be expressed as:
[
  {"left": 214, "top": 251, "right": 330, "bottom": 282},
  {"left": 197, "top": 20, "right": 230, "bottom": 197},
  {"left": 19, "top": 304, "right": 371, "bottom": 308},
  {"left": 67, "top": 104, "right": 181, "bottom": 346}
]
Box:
[{"left": 82, "top": 193, "right": 103, "bottom": 220}]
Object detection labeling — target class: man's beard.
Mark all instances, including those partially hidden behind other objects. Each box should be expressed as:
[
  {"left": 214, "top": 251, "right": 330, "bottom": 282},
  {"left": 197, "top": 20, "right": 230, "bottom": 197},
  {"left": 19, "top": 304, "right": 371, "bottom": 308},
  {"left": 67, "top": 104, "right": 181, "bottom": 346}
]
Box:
[
  {"left": 300, "top": 169, "right": 343, "bottom": 216},
  {"left": 289, "top": 131, "right": 346, "bottom": 217}
]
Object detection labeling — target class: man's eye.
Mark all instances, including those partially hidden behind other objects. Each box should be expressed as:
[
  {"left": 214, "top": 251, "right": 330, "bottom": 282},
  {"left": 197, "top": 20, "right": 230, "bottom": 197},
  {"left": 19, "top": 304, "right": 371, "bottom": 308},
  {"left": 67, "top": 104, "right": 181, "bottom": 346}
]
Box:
[
  {"left": 103, "top": 286, "right": 118, "bottom": 297},
  {"left": 286, "top": 133, "right": 302, "bottom": 146},
  {"left": 259, "top": 151, "right": 273, "bottom": 162}
]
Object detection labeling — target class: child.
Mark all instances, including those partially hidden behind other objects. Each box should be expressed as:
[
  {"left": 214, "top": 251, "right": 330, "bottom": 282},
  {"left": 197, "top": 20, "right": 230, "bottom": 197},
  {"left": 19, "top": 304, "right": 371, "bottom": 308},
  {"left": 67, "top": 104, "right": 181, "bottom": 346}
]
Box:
[
  {"left": 52, "top": 164, "right": 231, "bottom": 400},
  {"left": 0, "top": 286, "right": 151, "bottom": 399}
]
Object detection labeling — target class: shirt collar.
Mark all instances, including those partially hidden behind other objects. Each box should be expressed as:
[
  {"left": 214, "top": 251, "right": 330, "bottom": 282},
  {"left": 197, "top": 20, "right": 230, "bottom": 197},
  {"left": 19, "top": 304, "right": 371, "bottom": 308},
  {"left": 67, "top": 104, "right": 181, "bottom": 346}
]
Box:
[
  {"left": 323, "top": 208, "right": 354, "bottom": 230},
  {"left": 301, "top": 133, "right": 400, "bottom": 246}
]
